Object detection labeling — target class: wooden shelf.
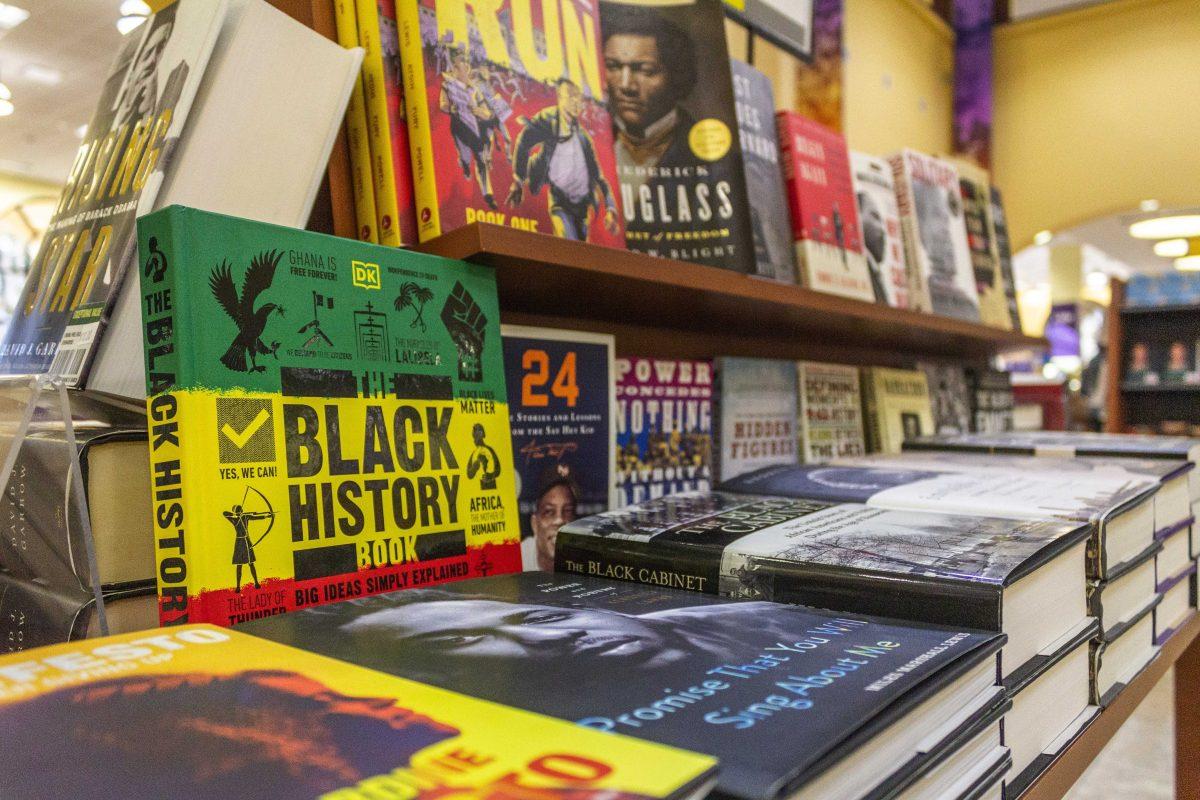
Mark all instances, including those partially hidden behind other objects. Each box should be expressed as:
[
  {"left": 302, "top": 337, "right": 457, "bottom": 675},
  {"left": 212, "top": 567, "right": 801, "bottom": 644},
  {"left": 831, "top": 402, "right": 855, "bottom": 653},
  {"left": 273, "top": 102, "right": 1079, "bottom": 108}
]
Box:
[
  {"left": 1020, "top": 613, "right": 1200, "bottom": 800},
  {"left": 417, "top": 224, "right": 1046, "bottom": 366},
  {"left": 1121, "top": 383, "right": 1200, "bottom": 393},
  {"left": 1121, "top": 304, "right": 1200, "bottom": 316}
]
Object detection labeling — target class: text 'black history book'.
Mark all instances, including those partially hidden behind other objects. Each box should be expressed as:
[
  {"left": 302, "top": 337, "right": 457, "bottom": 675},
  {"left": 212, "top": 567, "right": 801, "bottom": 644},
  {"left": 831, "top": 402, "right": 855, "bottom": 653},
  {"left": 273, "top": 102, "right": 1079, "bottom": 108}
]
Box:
[
  {"left": 242, "top": 572, "right": 1005, "bottom": 800},
  {"left": 556, "top": 490, "right": 1088, "bottom": 690}
]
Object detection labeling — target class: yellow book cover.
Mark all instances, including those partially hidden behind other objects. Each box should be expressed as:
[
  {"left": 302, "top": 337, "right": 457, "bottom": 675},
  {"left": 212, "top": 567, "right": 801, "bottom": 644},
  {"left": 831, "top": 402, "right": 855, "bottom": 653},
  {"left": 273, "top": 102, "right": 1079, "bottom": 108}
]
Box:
[
  {"left": 334, "top": 0, "right": 380, "bottom": 243},
  {"left": 0, "top": 625, "right": 717, "bottom": 799},
  {"left": 861, "top": 367, "right": 934, "bottom": 454},
  {"left": 138, "top": 206, "right": 521, "bottom": 627},
  {"left": 356, "top": 0, "right": 403, "bottom": 246}
]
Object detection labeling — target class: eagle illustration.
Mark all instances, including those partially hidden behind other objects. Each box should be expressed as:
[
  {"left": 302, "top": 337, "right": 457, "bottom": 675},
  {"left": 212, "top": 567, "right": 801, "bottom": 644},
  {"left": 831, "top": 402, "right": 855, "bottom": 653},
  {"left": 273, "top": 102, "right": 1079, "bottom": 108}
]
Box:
[{"left": 209, "top": 250, "right": 285, "bottom": 373}]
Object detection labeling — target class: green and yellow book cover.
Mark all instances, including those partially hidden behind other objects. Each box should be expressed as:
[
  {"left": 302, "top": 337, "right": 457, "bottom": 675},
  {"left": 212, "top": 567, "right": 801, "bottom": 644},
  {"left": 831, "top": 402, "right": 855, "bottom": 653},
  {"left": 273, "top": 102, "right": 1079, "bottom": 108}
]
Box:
[
  {"left": 0, "top": 625, "right": 717, "bottom": 798},
  {"left": 138, "top": 206, "right": 519, "bottom": 627}
]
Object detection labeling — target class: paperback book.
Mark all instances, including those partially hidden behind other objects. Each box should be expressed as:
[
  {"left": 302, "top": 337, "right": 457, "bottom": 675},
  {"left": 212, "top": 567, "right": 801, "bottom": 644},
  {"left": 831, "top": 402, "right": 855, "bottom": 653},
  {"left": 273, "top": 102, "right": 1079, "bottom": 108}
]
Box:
[
  {"left": 714, "top": 358, "right": 798, "bottom": 481},
  {"left": 967, "top": 368, "right": 1014, "bottom": 433},
  {"left": 138, "top": 206, "right": 520, "bottom": 627},
  {"left": 556, "top": 490, "right": 1089, "bottom": 686},
  {"left": 244, "top": 572, "right": 1006, "bottom": 800},
  {"left": 859, "top": 367, "right": 934, "bottom": 454},
  {"left": 952, "top": 159, "right": 1010, "bottom": 329},
  {"left": 797, "top": 361, "right": 866, "bottom": 462},
  {"left": 989, "top": 187, "right": 1023, "bottom": 331},
  {"left": 398, "top": 0, "right": 625, "bottom": 247},
  {"left": 850, "top": 151, "right": 912, "bottom": 309},
  {"left": 0, "top": 625, "right": 717, "bottom": 799},
  {"left": 599, "top": 0, "right": 754, "bottom": 270},
  {"left": 0, "top": 0, "right": 228, "bottom": 382},
  {"left": 731, "top": 60, "right": 796, "bottom": 282},
  {"left": 616, "top": 357, "right": 713, "bottom": 506},
  {"left": 917, "top": 362, "right": 971, "bottom": 436},
  {"left": 501, "top": 326, "right": 616, "bottom": 571},
  {"left": 889, "top": 150, "right": 980, "bottom": 321},
  {"left": 777, "top": 112, "right": 875, "bottom": 301}
]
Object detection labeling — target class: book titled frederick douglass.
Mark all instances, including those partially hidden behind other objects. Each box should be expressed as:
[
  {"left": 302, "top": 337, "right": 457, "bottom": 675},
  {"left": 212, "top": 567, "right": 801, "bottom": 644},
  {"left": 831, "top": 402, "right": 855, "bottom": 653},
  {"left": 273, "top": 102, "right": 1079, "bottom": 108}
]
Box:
[
  {"left": 137, "top": 206, "right": 520, "bottom": 627},
  {"left": 557, "top": 491, "right": 1090, "bottom": 688},
  {"left": 859, "top": 367, "right": 934, "bottom": 454},
  {"left": 731, "top": 60, "right": 796, "bottom": 282},
  {"left": 0, "top": 0, "right": 228, "bottom": 383},
  {"left": 0, "top": 625, "right": 717, "bottom": 800},
  {"left": 797, "top": 361, "right": 866, "bottom": 462},
  {"left": 244, "top": 572, "right": 1006, "bottom": 800},
  {"left": 777, "top": 112, "right": 874, "bottom": 301},
  {"left": 889, "top": 150, "right": 980, "bottom": 322},
  {"left": 501, "top": 326, "right": 616, "bottom": 572},
  {"left": 850, "top": 152, "right": 912, "bottom": 309},
  {"left": 616, "top": 357, "right": 713, "bottom": 507},
  {"left": 724, "top": 462, "right": 1159, "bottom": 581},
  {"left": 714, "top": 358, "right": 798, "bottom": 482},
  {"left": 599, "top": 0, "right": 755, "bottom": 271},
  {"left": 397, "top": 0, "right": 625, "bottom": 248}
]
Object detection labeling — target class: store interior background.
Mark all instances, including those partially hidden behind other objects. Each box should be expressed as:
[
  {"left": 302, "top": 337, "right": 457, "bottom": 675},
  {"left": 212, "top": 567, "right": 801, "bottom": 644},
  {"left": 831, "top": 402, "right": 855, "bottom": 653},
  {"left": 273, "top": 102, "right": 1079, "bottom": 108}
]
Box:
[{"left": 0, "top": 0, "right": 1197, "bottom": 796}]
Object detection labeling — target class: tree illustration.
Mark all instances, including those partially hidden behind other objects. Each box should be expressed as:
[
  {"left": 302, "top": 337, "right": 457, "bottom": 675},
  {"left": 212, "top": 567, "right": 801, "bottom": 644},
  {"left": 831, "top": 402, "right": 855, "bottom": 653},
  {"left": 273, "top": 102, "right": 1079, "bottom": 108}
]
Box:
[{"left": 395, "top": 281, "right": 434, "bottom": 332}]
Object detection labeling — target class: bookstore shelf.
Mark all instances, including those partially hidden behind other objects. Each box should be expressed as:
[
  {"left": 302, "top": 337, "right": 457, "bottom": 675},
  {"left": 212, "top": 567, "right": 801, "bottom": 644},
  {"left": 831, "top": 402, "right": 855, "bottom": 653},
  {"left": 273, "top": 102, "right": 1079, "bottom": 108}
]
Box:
[
  {"left": 1120, "top": 383, "right": 1200, "bottom": 393},
  {"left": 416, "top": 223, "right": 1046, "bottom": 365},
  {"left": 1021, "top": 613, "right": 1200, "bottom": 800}
]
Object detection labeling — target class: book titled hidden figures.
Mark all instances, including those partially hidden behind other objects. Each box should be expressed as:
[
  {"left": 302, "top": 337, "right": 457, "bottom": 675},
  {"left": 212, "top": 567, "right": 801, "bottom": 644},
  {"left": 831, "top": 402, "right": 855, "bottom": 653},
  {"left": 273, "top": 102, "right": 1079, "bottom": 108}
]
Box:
[
  {"left": 714, "top": 358, "right": 798, "bottom": 482},
  {"left": 398, "top": 0, "right": 625, "bottom": 247},
  {"left": 601, "top": 0, "right": 755, "bottom": 272},
  {"left": 0, "top": 625, "right": 716, "bottom": 799},
  {"left": 138, "top": 206, "right": 521, "bottom": 627}
]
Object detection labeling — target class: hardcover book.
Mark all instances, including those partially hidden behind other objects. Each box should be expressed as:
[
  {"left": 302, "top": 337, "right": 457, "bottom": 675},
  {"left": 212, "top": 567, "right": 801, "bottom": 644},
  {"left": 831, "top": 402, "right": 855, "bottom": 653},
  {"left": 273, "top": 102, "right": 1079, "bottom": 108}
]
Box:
[
  {"left": 0, "top": 625, "right": 717, "bottom": 799},
  {"left": 797, "top": 361, "right": 866, "bottom": 462},
  {"left": 356, "top": 0, "right": 418, "bottom": 246},
  {"left": 616, "top": 357, "right": 713, "bottom": 507},
  {"left": 599, "top": 0, "right": 754, "bottom": 270},
  {"left": 1090, "top": 602, "right": 1159, "bottom": 707},
  {"left": 556, "top": 490, "right": 1089, "bottom": 686},
  {"left": 714, "top": 358, "right": 798, "bottom": 481},
  {"left": 988, "top": 187, "right": 1023, "bottom": 331},
  {"left": 917, "top": 362, "right": 971, "bottom": 436},
  {"left": 333, "top": 0, "right": 379, "bottom": 242},
  {"left": 859, "top": 367, "right": 934, "bottom": 454},
  {"left": 951, "top": 159, "right": 1010, "bottom": 329},
  {"left": 731, "top": 60, "right": 796, "bottom": 282},
  {"left": 722, "top": 462, "right": 1158, "bottom": 580},
  {"left": 889, "top": 150, "right": 980, "bottom": 322},
  {"left": 777, "top": 112, "right": 875, "bottom": 301},
  {"left": 850, "top": 151, "right": 911, "bottom": 309},
  {"left": 244, "top": 572, "right": 1006, "bottom": 800},
  {"left": 137, "top": 206, "right": 520, "bottom": 627},
  {"left": 0, "top": 0, "right": 228, "bottom": 382},
  {"left": 967, "top": 368, "right": 1013, "bottom": 433},
  {"left": 1087, "top": 541, "right": 1160, "bottom": 640},
  {"left": 501, "top": 326, "right": 616, "bottom": 572},
  {"left": 398, "top": 0, "right": 625, "bottom": 247}
]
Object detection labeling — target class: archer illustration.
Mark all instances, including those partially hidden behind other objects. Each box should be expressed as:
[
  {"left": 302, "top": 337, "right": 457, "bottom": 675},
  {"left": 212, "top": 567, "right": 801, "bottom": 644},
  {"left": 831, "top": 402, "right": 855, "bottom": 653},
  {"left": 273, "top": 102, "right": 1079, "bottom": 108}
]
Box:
[
  {"left": 209, "top": 249, "right": 285, "bottom": 373},
  {"left": 466, "top": 423, "right": 501, "bottom": 490},
  {"left": 394, "top": 281, "right": 434, "bottom": 332},
  {"left": 224, "top": 485, "right": 275, "bottom": 592}
]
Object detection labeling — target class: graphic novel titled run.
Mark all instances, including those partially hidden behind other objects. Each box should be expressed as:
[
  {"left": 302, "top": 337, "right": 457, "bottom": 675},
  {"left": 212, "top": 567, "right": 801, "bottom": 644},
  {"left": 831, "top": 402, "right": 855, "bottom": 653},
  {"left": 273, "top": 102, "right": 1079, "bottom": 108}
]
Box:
[
  {"left": 399, "top": 0, "right": 626, "bottom": 247},
  {"left": 138, "top": 205, "right": 521, "bottom": 627}
]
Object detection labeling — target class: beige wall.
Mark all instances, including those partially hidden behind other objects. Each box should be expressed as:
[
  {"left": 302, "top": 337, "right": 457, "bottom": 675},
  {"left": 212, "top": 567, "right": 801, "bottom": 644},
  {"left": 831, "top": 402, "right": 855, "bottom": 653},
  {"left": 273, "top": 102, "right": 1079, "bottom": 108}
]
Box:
[
  {"left": 0, "top": 172, "right": 59, "bottom": 242},
  {"left": 993, "top": 0, "right": 1200, "bottom": 250},
  {"left": 843, "top": 0, "right": 954, "bottom": 156}
]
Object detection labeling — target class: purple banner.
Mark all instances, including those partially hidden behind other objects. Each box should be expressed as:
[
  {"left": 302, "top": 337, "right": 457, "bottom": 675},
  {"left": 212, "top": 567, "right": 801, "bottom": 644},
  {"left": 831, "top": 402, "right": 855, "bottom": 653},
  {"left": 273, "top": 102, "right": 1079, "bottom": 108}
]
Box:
[{"left": 953, "top": 0, "right": 993, "bottom": 169}]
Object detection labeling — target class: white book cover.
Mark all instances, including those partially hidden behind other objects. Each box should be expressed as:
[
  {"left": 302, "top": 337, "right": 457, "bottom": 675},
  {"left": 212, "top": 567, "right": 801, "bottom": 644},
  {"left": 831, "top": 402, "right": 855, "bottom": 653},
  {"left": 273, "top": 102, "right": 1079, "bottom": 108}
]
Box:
[
  {"left": 890, "top": 149, "right": 980, "bottom": 321},
  {"left": 850, "top": 151, "right": 911, "bottom": 309},
  {"left": 716, "top": 357, "right": 799, "bottom": 481},
  {"left": 87, "top": 0, "right": 363, "bottom": 398}
]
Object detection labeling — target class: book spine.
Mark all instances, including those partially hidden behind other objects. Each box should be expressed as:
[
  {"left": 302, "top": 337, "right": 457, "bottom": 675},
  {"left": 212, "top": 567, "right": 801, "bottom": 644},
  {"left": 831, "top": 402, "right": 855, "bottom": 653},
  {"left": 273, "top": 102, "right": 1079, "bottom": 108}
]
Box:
[
  {"left": 396, "top": 0, "right": 440, "bottom": 242},
  {"left": 555, "top": 531, "right": 721, "bottom": 595},
  {"left": 888, "top": 155, "right": 932, "bottom": 313},
  {"left": 139, "top": 210, "right": 197, "bottom": 626},
  {"left": 356, "top": 0, "right": 402, "bottom": 247},
  {"left": 860, "top": 369, "right": 883, "bottom": 453},
  {"left": 333, "top": 0, "right": 379, "bottom": 243},
  {"left": 0, "top": 571, "right": 91, "bottom": 652}
]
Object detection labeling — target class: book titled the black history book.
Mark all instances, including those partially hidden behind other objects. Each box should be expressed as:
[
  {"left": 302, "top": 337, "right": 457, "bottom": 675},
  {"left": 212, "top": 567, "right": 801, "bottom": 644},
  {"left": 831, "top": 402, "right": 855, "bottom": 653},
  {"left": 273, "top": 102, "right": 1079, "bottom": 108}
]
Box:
[
  {"left": 243, "top": 572, "right": 1005, "bottom": 800},
  {"left": 600, "top": 0, "right": 755, "bottom": 273},
  {"left": 557, "top": 491, "right": 1088, "bottom": 689}
]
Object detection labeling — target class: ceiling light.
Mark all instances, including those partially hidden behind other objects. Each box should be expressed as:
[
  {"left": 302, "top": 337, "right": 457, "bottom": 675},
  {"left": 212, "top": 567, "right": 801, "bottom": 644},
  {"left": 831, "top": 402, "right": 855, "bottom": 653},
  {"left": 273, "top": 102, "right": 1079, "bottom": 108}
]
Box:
[
  {"left": 1130, "top": 215, "right": 1200, "bottom": 240},
  {"left": 1177, "top": 256, "right": 1200, "bottom": 271},
  {"left": 0, "top": 3, "right": 30, "bottom": 32},
  {"left": 1155, "top": 239, "right": 1190, "bottom": 258},
  {"left": 20, "top": 63, "right": 61, "bottom": 86},
  {"left": 0, "top": 81, "right": 12, "bottom": 117},
  {"left": 120, "top": 0, "right": 151, "bottom": 14},
  {"left": 1140, "top": 199, "right": 1161, "bottom": 213},
  {"left": 1084, "top": 271, "right": 1109, "bottom": 289},
  {"left": 1033, "top": 230, "right": 1053, "bottom": 246},
  {"left": 116, "top": 14, "right": 146, "bottom": 34},
  {"left": 75, "top": 123, "right": 87, "bottom": 138}
]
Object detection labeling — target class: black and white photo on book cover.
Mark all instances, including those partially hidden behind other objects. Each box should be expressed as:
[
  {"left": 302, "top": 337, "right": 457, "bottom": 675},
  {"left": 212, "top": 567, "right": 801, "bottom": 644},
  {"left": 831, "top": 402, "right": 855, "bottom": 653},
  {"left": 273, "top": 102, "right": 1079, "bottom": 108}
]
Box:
[{"left": 0, "top": 0, "right": 227, "bottom": 383}]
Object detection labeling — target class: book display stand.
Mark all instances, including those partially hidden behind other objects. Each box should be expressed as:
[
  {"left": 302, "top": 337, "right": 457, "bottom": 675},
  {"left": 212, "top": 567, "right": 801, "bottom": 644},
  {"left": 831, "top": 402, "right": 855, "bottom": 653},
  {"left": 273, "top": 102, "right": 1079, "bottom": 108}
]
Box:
[{"left": 0, "top": 375, "right": 106, "bottom": 649}]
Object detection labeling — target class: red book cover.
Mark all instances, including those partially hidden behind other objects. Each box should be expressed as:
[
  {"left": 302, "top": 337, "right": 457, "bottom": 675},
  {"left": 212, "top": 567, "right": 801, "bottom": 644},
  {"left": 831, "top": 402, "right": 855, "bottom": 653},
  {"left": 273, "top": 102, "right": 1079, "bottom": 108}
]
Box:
[
  {"left": 399, "top": 0, "right": 625, "bottom": 247},
  {"left": 776, "top": 111, "right": 874, "bottom": 301}
]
